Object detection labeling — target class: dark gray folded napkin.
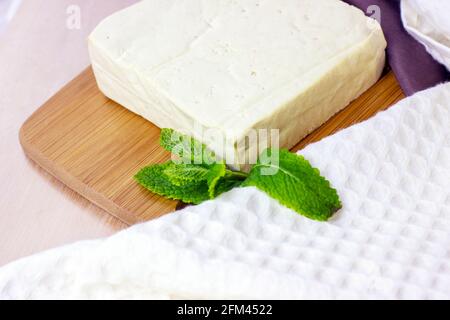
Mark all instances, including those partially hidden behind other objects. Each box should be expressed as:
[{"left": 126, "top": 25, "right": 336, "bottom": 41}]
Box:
[{"left": 343, "top": 0, "right": 450, "bottom": 96}]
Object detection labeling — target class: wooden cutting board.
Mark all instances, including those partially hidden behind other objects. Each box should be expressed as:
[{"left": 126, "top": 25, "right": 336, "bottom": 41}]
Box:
[{"left": 20, "top": 67, "right": 405, "bottom": 225}]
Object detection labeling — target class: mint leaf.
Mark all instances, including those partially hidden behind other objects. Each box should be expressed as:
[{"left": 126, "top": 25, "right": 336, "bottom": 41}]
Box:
[
  {"left": 163, "top": 163, "right": 211, "bottom": 186},
  {"left": 136, "top": 161, "right": 245, "bottom": 204},
  {"left": 164, "top": 161, "right": 246, "bottom": 198},
  {"left": 159, "top": 129, "right": 246, "bottom": 198},
  {"left": 160, "top": 128, "right": 215, "bottom": 165},
  {"left": 216, "top": 176, "right": 246, "bottom": 195},
  {"left": 205, "top": 163, "right": 227, "bottom": 198},
  {"left": 135, "top": 162, "right": 210, "bottom": 204},
  {"left": 163, "top": 161, "right": 229, "bottom": 197},
  {"left": 242, "top": 149, "right": 341, "bottom": 221}
]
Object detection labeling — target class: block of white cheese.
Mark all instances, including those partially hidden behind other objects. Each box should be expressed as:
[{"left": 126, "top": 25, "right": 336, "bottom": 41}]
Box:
[{"left": 89, "top": 0, "right": 386, "bottom": 167}]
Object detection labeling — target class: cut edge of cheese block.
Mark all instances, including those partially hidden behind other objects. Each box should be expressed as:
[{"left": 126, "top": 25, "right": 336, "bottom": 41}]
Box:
[{"left": 88, "top": 1, "right": 386, "bottom": 169}]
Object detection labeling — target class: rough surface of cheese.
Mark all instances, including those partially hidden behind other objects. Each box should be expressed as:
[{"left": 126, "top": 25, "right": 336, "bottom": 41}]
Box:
[{"left": 89, "top": 0, "right": 386, "bottom": 166}]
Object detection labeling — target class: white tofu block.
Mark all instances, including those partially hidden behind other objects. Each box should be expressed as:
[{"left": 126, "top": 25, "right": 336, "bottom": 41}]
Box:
[{"left": 89, "top": 0, "right": 386, "bottom": 167}]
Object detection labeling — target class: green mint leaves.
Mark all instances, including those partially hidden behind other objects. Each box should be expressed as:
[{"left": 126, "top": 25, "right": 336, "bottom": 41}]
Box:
[
  {"left": 135, "top": 162, "right": 210, "bottom": 204},
  {"left": 135, "top": 128, "right": 342, "bottom": 221},
  {"left": 136, "top": 129, "right": 246, "bottom": 204},
  {"left": 242, "top": 149, "right": 342, "bottom": 221},
  {"left": 135, "top": 161, "right": 245, "bottom": 204}
]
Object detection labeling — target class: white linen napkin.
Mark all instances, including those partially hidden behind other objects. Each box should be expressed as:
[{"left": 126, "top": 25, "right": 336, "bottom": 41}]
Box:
[
  {"left": 0, "top": 83, "right": 449, "bottom": 300},
  {"left": 401, "top": 0, "right": 450, "bottom": 71}
]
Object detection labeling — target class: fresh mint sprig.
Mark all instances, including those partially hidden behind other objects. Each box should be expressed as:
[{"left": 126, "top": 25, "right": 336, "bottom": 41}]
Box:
[{"left": 135, "top": 128, "right": 342, "bottom": 221}]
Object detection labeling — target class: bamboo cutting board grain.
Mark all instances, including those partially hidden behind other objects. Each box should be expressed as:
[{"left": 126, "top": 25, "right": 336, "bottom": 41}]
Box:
[{"left": 20, "top": 67, "right": 405, "bottom": 225}]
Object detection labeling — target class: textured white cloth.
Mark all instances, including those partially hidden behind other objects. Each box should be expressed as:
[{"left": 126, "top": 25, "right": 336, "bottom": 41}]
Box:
[
  {"left": 401, "top": 0, "right": 450, "bottom": 71},
  {"left": 1, "top": 83, "right": 450, "bottom": 299}
]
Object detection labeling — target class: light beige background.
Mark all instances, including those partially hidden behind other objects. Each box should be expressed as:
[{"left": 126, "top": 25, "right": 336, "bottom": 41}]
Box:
[{"left": 0, "top": 0, "right": 138, "bottom": 266}]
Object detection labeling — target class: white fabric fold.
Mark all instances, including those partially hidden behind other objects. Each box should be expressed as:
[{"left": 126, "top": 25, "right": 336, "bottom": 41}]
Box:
[
  {"left": 1, "top": 83, "right": 450, "bottom": 299},
  {"left": 401, "top": 0, "right": 450, "bottom": 71}
]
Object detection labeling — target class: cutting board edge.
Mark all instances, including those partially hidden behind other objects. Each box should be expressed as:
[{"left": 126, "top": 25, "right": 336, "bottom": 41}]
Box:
[{"left": 19, "top": 122, "right": 136, "bottom": 226}]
